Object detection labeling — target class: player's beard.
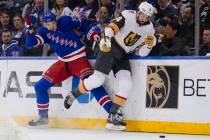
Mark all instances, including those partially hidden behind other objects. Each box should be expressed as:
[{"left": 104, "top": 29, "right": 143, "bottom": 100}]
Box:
[{"left": 136, "top": 12, "right": 150, "bottom": 26}]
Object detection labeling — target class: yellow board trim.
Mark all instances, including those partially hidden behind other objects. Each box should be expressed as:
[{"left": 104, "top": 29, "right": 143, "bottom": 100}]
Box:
[{"left": 13, "top": 116, "right": 210, "bottom": 135}]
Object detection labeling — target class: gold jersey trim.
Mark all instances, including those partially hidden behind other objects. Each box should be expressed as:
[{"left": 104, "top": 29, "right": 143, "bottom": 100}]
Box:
[{"left": 107, "top": 23, "right": 120, "bottom": 34}]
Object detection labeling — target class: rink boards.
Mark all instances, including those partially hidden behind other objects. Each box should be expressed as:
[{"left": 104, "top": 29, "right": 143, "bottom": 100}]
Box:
[{"left": 0, "top": 56, "right": 210, "bottom": 135}]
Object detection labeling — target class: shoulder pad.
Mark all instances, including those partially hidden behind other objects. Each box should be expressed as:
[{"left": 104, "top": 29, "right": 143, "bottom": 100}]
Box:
[{"left": 122, "top": 10, "right": 136, "bottom": 17}]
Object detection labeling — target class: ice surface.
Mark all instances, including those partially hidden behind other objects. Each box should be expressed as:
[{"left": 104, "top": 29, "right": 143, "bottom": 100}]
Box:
[{"left": 20, "top": 127, "right": 210, "bottom": 140}]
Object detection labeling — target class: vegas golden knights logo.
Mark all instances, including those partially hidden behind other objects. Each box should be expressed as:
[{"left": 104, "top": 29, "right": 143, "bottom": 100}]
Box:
[
  {"left": 146, "top": 66, "right": 179, "bottom": 108},
  {"left": 124, "top": 31, "right": 141, "bottom": 46}
]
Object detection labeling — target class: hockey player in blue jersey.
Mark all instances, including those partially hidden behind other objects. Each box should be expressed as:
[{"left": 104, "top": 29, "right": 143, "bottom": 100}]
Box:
[{"left": 25, "top": 11, "right": 112, "bottom": 127}]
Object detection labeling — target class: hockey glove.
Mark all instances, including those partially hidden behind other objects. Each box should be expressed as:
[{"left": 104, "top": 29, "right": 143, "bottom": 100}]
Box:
[
  {"left": 25, "top": 15, "right": 37, "bottom": 31},
  {"left": 144, "top": 35, "right": 157, "bottom": 49},
  {"left": 87, "top": 26, "right": 101, "bottom": 42},
  {"left": 99, "top": 36, "right": 111, "bottom": 53},
  {"left": 72, "top": 7, "right": 82, "bottom": 20}
]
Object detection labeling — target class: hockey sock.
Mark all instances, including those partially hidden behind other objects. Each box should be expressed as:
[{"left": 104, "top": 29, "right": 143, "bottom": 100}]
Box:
[
  {"left": 91, "top": 86, "right": 112, "bottom": 113},
  {"left": 35, "top": 78, "right": 54, "bottom": 117},
  {"left": 72, "top": 77, "right": 111, "bottom": 113}
]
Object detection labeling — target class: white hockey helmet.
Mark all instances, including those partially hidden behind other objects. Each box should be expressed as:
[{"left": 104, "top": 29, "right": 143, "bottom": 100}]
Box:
[{"left": 138, "top": 2, "right": 154, "bottom": 17}]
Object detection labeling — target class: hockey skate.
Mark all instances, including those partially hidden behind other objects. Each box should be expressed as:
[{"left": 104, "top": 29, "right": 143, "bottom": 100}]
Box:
[
  {"left": 64, "top": 93, "right": 76, "bottom": 109},
  {"left": 28, "top": 116, "right": 48, "bottom": 128},
  {"left": 105, "top": 106, "right": 126, "bottom": 131}
]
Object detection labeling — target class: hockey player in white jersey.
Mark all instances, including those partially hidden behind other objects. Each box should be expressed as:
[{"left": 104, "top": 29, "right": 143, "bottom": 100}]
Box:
[{"left": 64, "top": 2, "right": 156, "bottom": 130}]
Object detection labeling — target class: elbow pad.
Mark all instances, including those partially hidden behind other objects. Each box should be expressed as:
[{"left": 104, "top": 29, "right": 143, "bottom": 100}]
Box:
[{"left": 104, "top": 27, "right": 114, "bottom": 38}]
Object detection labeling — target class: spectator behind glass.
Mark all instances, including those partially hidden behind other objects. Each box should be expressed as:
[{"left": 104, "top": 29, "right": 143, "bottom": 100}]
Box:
[
  {"left": 148, "top": 0, "right": 157, "bottom": 6},
  {"left": 124, "top": 0, "right": 144, "bottom": 10},
  {"left": 12, "top": 15, "right": 25, "bottom": 47},
  {"left": 0, "top": 0, "right": 28, "bottom": 17},
  {"left": 155, "top": 0, "right": 178, "bottom": 20},
  {"left": 0, "top": 10, "right": 11, "bottom": 30},
  {"left": 150, "top": 16, "right": 191, "bottom": 56},
  {"left": 179, "top": 4, "right": 195, "bottom": 52},
  {"left": 0, "top": 29, "right": 23, "bottom": 56},
  {"left": 200, "top": 0, "right": 210, "bottom": 31},
  {"left": 72, "top": 0, "right": 98, "bottom": 25},
  {"left": 96, "top": 6, "right": 111, "bottom": 25},
  {"left": 68, "top": 0, "right": 82, "bottom": 10},
  {"left": 51, "top": 0, "right": 72, "bottom": 20},
  {"left": 22, "top": 0, "right": 44, "bottom": 27},
  {"left": 100, "top": 0, "right": 116, "bottom": 18},
  {"left": 200, "top": 26, "right": 210, "bottom": 55},
  {"left": 178, "top": 0, "right": 191, "bottom": 12},
  {"left": 114, "top": 0, "right": 144, "bottom": 17},
  {"left": 0, "top": 10, "right": 13, "bottom": 43}
]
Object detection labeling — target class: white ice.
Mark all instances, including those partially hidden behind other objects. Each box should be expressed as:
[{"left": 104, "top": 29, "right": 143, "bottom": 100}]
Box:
[{"left": 18, "top": 127, "right": 210, "bottom": 140}]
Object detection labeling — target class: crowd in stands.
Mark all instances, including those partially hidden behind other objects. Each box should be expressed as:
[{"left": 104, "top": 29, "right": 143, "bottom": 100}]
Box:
[{"left": 0, "top": 0, "right": 209, "bottom": 57}]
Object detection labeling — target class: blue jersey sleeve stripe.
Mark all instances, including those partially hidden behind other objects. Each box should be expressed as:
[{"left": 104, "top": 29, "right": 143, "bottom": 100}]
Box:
[
  {"left": 32, "top": 34, "right": 44, "bottom": 48},
  {"left": 35, "top": 34, "right": 44, "bottom": 45}
]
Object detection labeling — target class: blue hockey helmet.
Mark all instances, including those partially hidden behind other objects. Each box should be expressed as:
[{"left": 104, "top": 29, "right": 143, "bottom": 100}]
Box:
[{"left": 42, "top": 11, "right": 56, "bottom": 23}]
